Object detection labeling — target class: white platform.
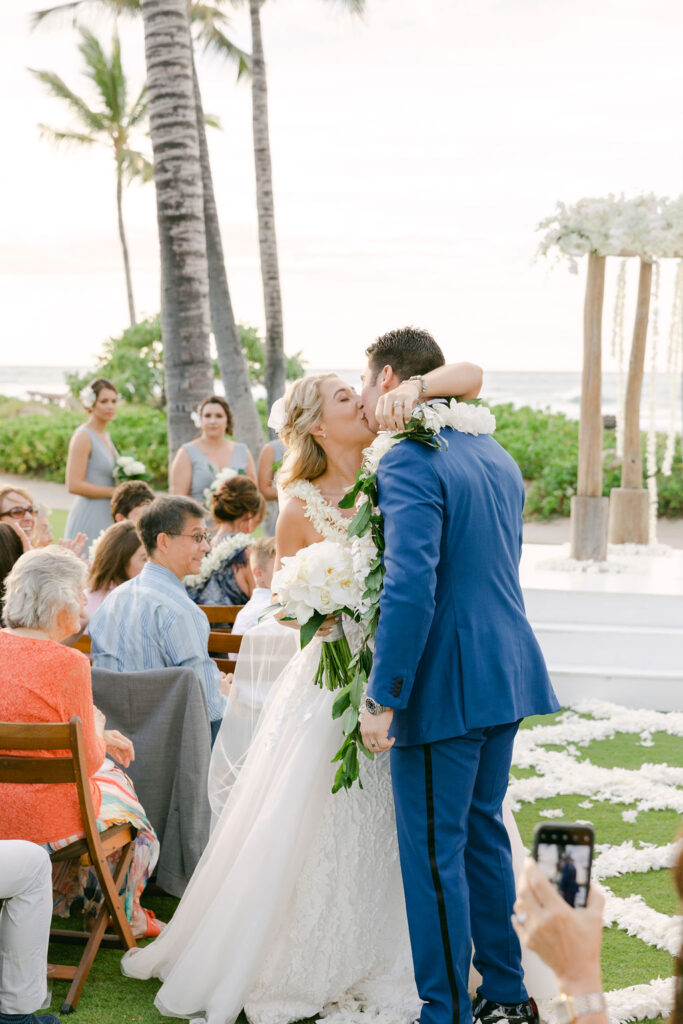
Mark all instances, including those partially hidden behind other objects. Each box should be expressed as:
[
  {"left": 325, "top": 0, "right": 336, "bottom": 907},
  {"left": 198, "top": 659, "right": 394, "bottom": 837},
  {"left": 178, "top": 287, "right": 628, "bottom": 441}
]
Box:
[{"left": 520, "top": 543, "right": 683, "bottom": 711}]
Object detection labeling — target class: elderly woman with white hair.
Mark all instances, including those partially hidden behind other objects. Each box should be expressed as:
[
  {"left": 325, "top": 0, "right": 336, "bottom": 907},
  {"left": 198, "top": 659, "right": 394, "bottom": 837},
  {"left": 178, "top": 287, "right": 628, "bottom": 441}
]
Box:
[{"left": 0, "top": 546, "right": 163, "bottom": 939}]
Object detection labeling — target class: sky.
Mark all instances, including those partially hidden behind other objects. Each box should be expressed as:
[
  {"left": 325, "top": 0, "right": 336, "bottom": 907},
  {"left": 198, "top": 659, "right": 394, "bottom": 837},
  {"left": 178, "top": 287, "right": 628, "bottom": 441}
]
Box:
[{"left": 1, "top": 0, "right": 682, "bottom": 372}]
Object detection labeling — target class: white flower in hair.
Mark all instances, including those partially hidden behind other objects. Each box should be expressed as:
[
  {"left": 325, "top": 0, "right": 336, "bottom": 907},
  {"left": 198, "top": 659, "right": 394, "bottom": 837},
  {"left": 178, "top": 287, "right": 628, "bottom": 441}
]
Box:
[
  {"left": 79, "top": 385, "right": 97, "bottom": 409},
  {"left": 203, "top": 466, "right": 239, "bottom": 506},
  {"left": 267, "top": 396, "right": 287, "bottom": 433},
  {"left": 190, "top": 410, "right": 202, "bottom": 428}
]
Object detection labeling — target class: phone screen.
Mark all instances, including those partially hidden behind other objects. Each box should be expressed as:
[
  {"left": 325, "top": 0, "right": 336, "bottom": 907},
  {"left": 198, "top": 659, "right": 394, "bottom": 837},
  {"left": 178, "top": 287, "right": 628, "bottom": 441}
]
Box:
[{"left": 532, "top": 823, "right": 594, "bottom": 908}]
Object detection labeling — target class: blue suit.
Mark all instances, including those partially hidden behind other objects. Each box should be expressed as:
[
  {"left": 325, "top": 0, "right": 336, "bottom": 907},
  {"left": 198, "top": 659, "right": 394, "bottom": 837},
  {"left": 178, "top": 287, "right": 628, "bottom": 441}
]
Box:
[{"left": 367, "top": 427, "right": 559, "bottom": 1024}]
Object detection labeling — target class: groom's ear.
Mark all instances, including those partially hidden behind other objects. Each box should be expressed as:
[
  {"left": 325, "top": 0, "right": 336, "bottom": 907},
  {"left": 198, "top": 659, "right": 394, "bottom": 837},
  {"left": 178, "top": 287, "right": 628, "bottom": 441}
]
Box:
[{"left": 379, "top": 365, "right": 401, "bottom": 393}]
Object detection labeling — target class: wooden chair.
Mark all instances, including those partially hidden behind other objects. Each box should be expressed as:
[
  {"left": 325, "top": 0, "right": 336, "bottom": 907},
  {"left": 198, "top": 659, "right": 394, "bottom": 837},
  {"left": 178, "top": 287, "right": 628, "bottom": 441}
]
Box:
[
  {"left": 0, "top": 718, "right": 137, "bottom": 1013},
  {"left": 199, "top": 604, "right": 243, "bottom": 628},
  {"left": 71, "top": 634, "right": 91, "bottom": 656},
  {"left": 207, "top": 631, "right": 244, "bottom": 674}
]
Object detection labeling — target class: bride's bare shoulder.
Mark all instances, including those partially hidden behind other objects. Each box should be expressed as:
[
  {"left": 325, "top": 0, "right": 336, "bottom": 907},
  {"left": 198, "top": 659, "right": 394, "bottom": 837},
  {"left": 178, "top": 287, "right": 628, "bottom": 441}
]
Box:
[{"left": 276, "top": 494, "right": 316, "bottom": 560}]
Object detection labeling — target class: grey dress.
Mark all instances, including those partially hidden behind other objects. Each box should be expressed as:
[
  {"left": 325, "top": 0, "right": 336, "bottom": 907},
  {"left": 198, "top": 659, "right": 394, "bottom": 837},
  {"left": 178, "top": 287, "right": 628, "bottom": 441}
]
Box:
[
  {"left": 64, "top": 427, "right": 118, "bottom": 554},
  {"left": 183, "top": 441, "right": 249, "bottom": 506}
]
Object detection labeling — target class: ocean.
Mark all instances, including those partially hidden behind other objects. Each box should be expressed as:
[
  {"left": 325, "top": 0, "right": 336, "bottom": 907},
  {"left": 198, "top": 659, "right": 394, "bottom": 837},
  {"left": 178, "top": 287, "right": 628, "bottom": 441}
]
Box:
[{"left": 0, "top": 365, "right": 680, "bottom": 433}]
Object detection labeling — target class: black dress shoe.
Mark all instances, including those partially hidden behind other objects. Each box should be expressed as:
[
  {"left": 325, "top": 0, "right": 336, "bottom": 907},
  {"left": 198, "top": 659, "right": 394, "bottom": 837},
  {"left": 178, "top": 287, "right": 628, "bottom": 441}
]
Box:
[{"left": 472, "top": 993, "right": 540, "bottom": 1023}]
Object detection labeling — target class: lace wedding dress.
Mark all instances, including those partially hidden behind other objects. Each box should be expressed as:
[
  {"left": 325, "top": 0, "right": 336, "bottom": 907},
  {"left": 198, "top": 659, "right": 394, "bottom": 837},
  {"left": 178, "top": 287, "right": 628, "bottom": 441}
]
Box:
[{"left": 121, "top": 483, "right": 555, "bottom": 1024}]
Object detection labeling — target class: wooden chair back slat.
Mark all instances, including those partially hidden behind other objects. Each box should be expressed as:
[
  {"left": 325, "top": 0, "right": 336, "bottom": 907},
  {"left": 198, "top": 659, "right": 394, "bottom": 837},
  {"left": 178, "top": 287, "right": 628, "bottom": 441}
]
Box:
[
  {"left": 72, "top": 635, "right": 92, "bottom": 655},
  {"left": 200, "top": 604, "right": 243, "bottom": 625},
  {"left": 207, "top": 632, "right": 243, "bottom": 655},
  {"left": 0, "top": 756, "right": 75, "bottom": 784},
  {"left": 212, "top": 657, "right": 237, "bottom": 674},
  {"left": 0, "top": 721, "right": 72, "bottom": 749}
]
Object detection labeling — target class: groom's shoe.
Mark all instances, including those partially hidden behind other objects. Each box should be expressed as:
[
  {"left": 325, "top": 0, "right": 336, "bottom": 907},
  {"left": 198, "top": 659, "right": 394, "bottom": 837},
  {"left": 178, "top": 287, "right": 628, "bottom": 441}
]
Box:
[{"left": 472, "top": 993, "right": 540, "bottom": 1024}]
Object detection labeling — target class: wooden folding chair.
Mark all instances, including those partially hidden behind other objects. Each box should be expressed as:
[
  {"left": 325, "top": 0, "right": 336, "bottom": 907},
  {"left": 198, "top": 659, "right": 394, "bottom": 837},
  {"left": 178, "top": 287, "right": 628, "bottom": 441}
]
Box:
[
  {"left": 0, "top": 717, "right": 137, "bottom": 1013},
  {"left": 207, "top": 630, "right": 243, "bottom": 674},
  {"left": 199, "top": 604, "right": 244, "bottom": 630},
  {"left": 71, "top": 634, "right": 92, "bottom": 656}
]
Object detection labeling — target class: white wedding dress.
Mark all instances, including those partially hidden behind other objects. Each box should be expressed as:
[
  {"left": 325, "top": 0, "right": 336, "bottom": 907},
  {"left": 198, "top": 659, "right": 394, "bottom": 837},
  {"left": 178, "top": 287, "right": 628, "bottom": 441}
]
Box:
[{"left": 121, "top": 484, "right": 556, "bottom": 1024}]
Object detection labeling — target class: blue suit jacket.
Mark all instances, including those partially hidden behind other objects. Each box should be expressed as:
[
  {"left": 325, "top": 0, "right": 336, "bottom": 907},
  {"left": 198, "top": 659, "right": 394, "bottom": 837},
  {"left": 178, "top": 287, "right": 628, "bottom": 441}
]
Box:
[{"left": 366, "top": 428, "right": 560, "bottom": 747}]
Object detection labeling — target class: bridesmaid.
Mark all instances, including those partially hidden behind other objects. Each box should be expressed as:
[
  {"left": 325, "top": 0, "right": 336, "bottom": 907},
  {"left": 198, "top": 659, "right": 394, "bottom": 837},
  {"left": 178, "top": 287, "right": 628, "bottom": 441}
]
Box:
[
  {"left": 170, "top": 395, "right": 257, "bottom": 506},
  {"left": 64, "top": 377, "right": 119, "bottom": 555}
]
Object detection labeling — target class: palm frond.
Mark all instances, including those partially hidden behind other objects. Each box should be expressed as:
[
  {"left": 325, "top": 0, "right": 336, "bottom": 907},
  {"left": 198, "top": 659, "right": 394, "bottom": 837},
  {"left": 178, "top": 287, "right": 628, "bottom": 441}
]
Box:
[
  {"left": 31, "top": 0, "right": 140, "bottom": 27},
  {"left": 120, "top": 147, "right": 154, "bottom": 184},
  {"left": 37, "top": 123, "right": 99, "bottom": 147},
  {"left": 194, "top": 18, "right": 251, "bottom": 79},
  {"left": 320, "top": 0, "right": 366, "bottom": 14},
  {"left": 77, "top": 27, "right": 124, "bottom": 122},
  {"left": 203, "top": 112, "right": 222, "bottom": 130},
  {"left": 28, "top": 67, "right": 107, "bottom": 133},
  {"left": 126, "top": 83, "right": 148, "bottom": 129}
]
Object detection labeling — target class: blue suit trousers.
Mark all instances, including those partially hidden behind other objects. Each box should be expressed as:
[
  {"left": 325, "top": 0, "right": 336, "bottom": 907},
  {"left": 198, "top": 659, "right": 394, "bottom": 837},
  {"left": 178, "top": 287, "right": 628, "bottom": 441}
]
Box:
[{"left": 390, "top": 722, "right": 526, "bottom": 1024}]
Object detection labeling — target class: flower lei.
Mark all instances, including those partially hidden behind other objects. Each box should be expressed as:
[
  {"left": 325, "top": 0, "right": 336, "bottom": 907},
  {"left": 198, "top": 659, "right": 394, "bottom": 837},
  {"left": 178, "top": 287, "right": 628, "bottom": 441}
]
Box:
[
  {"left": 184, "top": 532, "right": 253, "bottom": 589},
  {"left": 330, "top": 399, "right": 496, "bottom": 792},
  {"left": 284, "top": 479, "right": 351, "bottom": 543}
]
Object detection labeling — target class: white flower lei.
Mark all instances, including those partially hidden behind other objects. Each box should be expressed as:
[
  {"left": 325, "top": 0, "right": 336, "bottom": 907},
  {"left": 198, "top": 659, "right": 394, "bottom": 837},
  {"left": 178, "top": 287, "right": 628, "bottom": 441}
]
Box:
[
  {"left": 284, "top": 479, "right": 351, "bottom": 543},
  {"left": 184, "top": 531, "right": 253, "bottom": 589}
]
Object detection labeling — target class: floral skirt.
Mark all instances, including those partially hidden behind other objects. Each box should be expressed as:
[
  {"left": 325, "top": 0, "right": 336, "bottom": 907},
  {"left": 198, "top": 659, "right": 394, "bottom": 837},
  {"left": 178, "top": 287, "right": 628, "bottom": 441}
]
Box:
[{"left": 44, "top": 758, "right": 159, "bottom": 922}]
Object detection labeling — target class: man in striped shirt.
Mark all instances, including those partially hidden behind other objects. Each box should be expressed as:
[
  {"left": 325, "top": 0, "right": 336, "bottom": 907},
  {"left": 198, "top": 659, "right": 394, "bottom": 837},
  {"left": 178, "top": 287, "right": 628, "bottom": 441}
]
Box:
[{"left": 90, "top": 496, "right": 227, "bottom": 744}]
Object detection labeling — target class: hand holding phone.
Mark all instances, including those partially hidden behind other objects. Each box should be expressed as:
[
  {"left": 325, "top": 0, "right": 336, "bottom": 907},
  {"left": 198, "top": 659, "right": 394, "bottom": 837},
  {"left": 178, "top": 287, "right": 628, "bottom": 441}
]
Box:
[{"left": 532, "top": 822, "right": 594, "bottom": 908}]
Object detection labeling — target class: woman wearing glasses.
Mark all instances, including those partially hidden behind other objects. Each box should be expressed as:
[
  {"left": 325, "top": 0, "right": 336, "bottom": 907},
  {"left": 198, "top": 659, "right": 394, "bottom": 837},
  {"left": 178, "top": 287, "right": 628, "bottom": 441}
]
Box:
[
  {"left": 64, "top": 378, "right": 120, "bottom": 555},
  {"left": 0, "top": 487, "right": 38, "bottom": 545}
]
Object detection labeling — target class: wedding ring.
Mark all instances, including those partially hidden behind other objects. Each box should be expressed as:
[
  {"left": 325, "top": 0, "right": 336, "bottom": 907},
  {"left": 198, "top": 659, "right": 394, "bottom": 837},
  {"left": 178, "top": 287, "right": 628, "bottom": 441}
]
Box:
[
  {"left": 515, "top": 911, "right": 528, "bottom": 925},
  {"left": 392, "top": 400, "right": 403, "bottom": 407}
]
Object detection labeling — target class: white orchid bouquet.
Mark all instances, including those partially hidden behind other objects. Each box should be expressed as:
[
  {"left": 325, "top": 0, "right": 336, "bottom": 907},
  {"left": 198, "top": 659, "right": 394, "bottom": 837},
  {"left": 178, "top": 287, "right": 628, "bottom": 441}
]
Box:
[
  {"left": 203, "top": 466, "right": 241, "bottom": 507},
  {"left": 271, "top": 540, "right": 367, "bottom": 694},
  {"left": 114, "top": 454, "right": 149, "bottom": 483}
]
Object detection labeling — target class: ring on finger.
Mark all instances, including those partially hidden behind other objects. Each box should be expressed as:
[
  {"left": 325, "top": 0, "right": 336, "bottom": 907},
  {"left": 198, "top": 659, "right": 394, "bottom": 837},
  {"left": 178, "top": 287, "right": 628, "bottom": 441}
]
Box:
[{"left": 514, "top": 910, "right": 528, "bottom": 925}]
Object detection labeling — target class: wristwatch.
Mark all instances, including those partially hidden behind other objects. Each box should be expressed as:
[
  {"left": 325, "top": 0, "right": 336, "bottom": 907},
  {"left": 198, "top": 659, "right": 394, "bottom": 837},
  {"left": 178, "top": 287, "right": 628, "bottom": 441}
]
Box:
[
  {"left": 555, "top": 993, "right": 607, "bottom": 1023},
  {"left": 408, "top": 374, "right": 427, "bottom": 395},
  {"left": 362, "top": 696, "right": 391, "bottom": 716}
]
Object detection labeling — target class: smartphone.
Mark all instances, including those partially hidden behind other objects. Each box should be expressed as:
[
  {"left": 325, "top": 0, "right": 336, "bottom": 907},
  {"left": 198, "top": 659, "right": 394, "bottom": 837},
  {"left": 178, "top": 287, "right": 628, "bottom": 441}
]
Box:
[{"left": 532, "top": 822, "right": 594, "bottom": 908}]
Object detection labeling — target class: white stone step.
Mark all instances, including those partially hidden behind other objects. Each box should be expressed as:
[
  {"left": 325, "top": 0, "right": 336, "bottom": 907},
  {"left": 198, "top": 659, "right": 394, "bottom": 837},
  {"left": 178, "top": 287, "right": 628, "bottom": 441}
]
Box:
[
  {"left": 524, "top": 587, "right": 683, "bottom": 629},
  {"left": 532, "top": 621, "right": 683, "bottom": 671},
  {"left": 548, "top": 665, "right": 683, "bottom": 712}
]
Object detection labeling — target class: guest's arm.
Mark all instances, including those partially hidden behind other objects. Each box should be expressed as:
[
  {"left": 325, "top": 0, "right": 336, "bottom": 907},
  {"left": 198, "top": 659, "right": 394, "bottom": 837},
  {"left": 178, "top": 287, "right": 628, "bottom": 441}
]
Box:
[
  {"left": 244, "top": 448, "right": 257, "bottom": 484},
  {"left": 66, "top": 429, "right": 115, "bottom": 499},
  {"left": 257, "top": 443, "right": 279, "bottom": 502},
  {"left": 169, "top": 446, "right": 193, "bottom": 496},
  {"left": 63, "top": 654, "right": 107, "bottom": 773}
]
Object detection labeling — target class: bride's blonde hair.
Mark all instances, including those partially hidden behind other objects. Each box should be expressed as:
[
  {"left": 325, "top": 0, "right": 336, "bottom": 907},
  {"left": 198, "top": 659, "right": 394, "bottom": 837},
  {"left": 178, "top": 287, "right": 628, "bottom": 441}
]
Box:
[{"left": 277, "top": 374, "right": 335, "bottom": 489}]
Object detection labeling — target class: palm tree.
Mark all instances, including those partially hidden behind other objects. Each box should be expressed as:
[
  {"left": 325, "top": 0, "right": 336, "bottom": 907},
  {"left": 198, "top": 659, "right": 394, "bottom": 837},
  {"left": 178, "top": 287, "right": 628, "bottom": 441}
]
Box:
[
  {"left": 140, "top": 0, "right": 215, "bottom": 464},
  {"left": 32, "top": 0, "right": 265, "bottom": 457},
  {"left": 30, "top": 28, "right": 151, "bottom": 326},
  {"left": 247, "top": 0, "right": 365, "bottom": 417}
]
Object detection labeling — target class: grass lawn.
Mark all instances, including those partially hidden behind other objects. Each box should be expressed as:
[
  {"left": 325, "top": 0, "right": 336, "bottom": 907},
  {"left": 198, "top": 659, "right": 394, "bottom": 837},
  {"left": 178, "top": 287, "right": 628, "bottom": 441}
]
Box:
[{"left": 43, "top": 710, "right": 680, "bottom": 1024}]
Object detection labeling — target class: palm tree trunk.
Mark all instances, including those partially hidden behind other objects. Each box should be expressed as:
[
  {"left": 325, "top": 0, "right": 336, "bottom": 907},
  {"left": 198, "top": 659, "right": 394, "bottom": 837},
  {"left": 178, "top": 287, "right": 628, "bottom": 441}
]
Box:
[
  {"left": 192, "top": 62, "right": 264, "bottom": 457},
  {"left": 249, "top": 0, "right": 287, "bottom": 420},
  {"left": 140, "top": 0, "right": 214, "bottom": 469},
  {"left": 115, "top": 158, "right": 137, "bottom": 327}
]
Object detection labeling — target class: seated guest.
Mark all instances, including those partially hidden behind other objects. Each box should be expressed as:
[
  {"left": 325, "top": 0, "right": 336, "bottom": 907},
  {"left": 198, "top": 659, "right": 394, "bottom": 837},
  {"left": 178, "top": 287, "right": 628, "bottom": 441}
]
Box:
[
  {"left": 232, "top": 537, "right": 276, "bottom": 635},
  {"left": 0, "top": 523, "right": 25, "bottom": 620},
  {"left": 185, "top": 477, "right": 265, "bottom": 609},
  {"left": 0, "top": 485, "right": 87, "bottom": 558},
  {"left": 86, "top": 520, "right": 147, "bottom": 618},
  {"left": 0, "top": 841, "right": 58, "bottom": 1024},
  {"left": 0, "top": 547, "right": 162, "bottom": 939},
  {"left": 90, "top": 496, "right": 228, "bottom": 744},
  {"left": 111, "top": 480, "right": 155, "bottom": 524}
]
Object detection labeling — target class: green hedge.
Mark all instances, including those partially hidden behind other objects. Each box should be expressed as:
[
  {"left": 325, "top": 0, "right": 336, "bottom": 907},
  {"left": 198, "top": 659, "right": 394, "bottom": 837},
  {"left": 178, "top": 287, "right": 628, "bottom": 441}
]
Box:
[{"left": 1, "top": 397, "right": 681, "bottom": 519}]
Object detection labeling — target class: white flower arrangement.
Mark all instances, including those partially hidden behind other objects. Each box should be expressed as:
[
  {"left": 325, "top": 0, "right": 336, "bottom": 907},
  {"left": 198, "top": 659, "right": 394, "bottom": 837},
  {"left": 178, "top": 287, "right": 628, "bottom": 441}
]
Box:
[
  {"left": 114, "top": 455, "right": 149, "bottom": 482},
  {"left": 203, "top": 466, "right": 239, "bottom": 507},
  {"left": 79, "top": 385, "right": 97, "bottom": 409},
  {"left": 272, "top": 540, "right": 363, "bottom": 627},
  {"left": 184, "top": 532, "right": 253, "bottom": 589},
  {"left": 537, "top": 193, "right": 683, "bottom": 272}
]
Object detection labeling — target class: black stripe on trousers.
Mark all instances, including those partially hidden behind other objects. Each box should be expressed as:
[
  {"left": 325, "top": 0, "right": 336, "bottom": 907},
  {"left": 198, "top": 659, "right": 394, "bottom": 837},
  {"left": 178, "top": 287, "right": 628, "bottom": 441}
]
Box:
[{"left": 424, "top": 745, "right": 460, "bottom": 1024}]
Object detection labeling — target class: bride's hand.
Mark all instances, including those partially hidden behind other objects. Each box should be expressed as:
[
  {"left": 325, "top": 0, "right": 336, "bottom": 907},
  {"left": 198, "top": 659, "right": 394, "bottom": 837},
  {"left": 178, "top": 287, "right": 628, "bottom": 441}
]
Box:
[{"left": 375, "top": 380, "right": 421, "bottom": 432}]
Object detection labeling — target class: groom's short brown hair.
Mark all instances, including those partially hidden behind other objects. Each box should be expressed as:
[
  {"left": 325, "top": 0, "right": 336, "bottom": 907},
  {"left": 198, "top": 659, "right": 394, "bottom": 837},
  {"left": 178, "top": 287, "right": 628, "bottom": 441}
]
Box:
[{"left": 365, "top": 326, "right": 445, "bottom": 383}]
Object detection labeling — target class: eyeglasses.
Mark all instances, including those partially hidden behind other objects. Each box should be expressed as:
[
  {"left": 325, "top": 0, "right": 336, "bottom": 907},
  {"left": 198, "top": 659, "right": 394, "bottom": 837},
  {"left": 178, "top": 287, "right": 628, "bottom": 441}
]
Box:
[
  {"left": 169, "top": 531, "right": 211, "bottom": 544},
  {"left": 0, "top": 505, "right": 38, "bottom": 520}
]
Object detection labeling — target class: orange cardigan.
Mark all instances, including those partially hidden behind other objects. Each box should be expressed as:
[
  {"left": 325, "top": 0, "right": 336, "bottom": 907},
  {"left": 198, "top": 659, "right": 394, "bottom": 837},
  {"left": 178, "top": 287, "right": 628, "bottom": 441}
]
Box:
[{"left": 0, "top": 632, "right": 107, "bottom": 843}]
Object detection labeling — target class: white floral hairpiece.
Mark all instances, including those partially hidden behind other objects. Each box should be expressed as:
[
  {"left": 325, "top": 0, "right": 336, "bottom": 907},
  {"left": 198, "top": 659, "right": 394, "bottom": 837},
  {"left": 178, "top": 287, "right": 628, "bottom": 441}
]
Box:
[
  {"left": 267, "top": 396, "right": 287, "bottom": 433},
  {"left": 79, "top": 385, "right": 97, "bottom": 410},
  {"left": 190, "top": 409, "right": 202, "bottom": 428}
]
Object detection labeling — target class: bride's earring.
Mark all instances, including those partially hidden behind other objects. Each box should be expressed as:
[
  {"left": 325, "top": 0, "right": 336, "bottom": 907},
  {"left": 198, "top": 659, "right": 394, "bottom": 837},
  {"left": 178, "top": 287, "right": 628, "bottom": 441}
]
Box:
[{"left": 321, "top": 431, "right": 327, "bottom": 438}]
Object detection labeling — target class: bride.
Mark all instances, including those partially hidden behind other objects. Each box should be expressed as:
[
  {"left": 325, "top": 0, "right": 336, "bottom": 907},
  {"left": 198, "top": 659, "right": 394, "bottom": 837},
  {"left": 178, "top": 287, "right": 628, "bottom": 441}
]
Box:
[{"left": 122, "top": 371, "right": 555, "bottom": 1024}]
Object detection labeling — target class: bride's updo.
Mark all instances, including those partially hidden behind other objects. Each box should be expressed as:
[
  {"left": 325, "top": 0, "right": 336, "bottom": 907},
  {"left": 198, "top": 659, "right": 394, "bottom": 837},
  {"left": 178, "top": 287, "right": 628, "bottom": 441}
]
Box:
[{"left": 278, "top": 374, "right": 335, "bottom": 489}]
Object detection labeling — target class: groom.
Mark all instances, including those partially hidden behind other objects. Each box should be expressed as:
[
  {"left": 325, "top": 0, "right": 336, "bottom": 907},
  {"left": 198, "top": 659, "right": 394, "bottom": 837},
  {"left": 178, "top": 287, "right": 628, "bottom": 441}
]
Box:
[{"left": 359, "top": 327, "right": 559, "bottom": 1024}]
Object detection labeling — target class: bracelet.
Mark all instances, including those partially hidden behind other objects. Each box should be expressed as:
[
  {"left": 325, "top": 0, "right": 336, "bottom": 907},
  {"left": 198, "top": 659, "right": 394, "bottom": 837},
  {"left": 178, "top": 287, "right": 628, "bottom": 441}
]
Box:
[
  {"left": 408, "top": 374, "right": 427, "bottom": 395},
  {"left": 555, "top": 993, "right": 607, "bottom": 1023}
]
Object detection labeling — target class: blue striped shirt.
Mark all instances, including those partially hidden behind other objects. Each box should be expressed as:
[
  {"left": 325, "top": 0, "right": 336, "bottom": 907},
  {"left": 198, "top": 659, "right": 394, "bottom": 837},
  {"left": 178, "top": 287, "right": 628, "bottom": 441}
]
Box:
[{"left": 90, "top": 561, "right": 226, "bottom": 722}]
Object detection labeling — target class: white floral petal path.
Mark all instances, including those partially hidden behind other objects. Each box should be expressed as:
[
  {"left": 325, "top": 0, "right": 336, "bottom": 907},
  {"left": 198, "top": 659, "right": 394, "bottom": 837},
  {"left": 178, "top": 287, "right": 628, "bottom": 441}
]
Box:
[{"left": 511, "top": 700, "right": 681, "bottom": 1024}]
